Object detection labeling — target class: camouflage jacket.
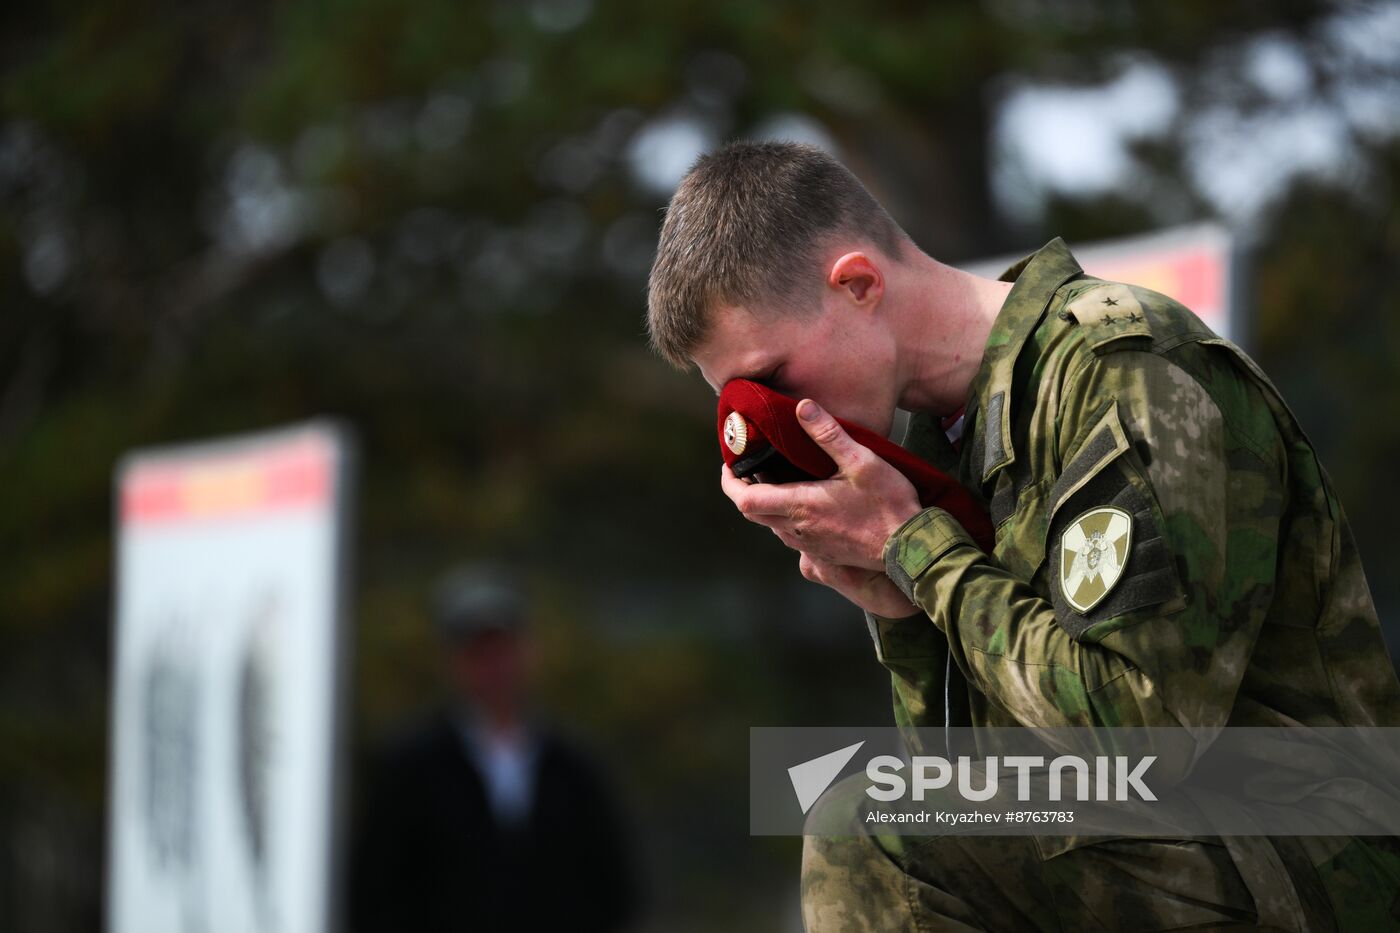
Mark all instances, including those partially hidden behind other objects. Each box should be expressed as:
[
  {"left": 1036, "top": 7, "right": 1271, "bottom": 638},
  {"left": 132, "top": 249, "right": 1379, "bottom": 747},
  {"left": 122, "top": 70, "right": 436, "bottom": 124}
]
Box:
[{"left": 873, "top": 237, "right": 1400, "bottom": 744}]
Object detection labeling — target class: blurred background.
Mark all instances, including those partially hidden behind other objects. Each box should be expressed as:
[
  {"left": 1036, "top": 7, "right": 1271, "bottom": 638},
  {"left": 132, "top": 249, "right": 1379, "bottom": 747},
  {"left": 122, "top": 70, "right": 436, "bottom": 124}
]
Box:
[{"left": 4, "top": 1, "right": 1400, "bottom": 930}]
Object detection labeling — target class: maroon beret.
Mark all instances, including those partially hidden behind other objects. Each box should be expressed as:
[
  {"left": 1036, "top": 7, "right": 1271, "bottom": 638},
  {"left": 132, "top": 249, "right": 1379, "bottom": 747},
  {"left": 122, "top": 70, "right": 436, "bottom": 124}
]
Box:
[{"left": 718, "top": 379, "right": 994, "bottom": 553}]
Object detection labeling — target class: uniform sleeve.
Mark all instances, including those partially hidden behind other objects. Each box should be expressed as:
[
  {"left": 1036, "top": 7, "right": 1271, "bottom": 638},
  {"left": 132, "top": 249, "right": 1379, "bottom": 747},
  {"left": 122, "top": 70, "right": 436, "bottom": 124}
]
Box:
[
  {"left": 882, "top": 347, "right": 1286, "bottom": 743},
  {"left": 862, "top": 608, "right": 955, "bottom": 730}
]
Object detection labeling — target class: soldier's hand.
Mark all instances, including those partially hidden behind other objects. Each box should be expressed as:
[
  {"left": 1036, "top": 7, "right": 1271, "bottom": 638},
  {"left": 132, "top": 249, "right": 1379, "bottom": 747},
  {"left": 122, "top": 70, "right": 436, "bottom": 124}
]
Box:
[
  {"left": 797, "top": 553, "right": 919, "bottom": 618},
  {"left": 720, "top": 399, "right": 922, "bottom": 572}
]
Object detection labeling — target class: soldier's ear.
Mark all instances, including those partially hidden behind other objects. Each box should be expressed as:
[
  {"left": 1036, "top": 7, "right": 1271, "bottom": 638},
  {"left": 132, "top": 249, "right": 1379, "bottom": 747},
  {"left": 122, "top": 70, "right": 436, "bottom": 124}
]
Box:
[{"left": 828, "top": 252, "right": 884, "bottom": 307}]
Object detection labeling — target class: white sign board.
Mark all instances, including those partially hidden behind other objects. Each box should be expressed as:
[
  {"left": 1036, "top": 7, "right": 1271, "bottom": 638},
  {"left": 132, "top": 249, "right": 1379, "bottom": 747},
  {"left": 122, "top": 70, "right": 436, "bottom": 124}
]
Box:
[
  {"left": 969, "top": 224, "right": 1239, "bottom": 341},
  {"left": 107, "top": 422, "right": 353, "bottom": 933}
]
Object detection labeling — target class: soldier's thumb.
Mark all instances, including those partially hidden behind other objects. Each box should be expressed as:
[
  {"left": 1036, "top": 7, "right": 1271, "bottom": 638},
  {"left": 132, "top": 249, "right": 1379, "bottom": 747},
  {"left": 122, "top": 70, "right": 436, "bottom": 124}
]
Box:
[{"left": 797, "top": 400, "right": 861, "bottom": 472}]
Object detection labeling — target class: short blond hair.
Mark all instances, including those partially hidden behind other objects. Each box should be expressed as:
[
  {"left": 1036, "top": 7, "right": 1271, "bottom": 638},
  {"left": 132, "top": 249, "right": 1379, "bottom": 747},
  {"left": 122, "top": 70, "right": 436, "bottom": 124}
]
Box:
[{"left": 646, "top": 141, "right": 907, "bottom": 369}]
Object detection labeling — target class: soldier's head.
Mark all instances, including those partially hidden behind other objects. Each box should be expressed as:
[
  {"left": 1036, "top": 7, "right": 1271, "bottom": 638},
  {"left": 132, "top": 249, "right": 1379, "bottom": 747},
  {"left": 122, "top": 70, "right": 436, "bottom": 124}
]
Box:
[
  {"left": 647, "top": 140, "right": 916, "bottom": 436},
  {"left": 433, "top": 564, "right": 532, "bottom": 719}
]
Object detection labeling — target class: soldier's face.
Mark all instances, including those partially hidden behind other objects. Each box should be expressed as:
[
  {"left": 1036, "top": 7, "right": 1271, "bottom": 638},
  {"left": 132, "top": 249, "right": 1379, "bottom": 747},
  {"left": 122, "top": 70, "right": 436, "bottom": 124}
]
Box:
[{"left": 692, "top": 301, "right": 900, "bottom": 436}]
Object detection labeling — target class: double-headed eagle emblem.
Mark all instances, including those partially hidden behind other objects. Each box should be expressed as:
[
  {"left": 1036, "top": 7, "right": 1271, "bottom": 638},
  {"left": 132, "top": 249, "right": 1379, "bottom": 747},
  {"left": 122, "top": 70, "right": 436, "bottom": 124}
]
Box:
[{"left": 1059, "top": 506, "right": 1132, "bottom": 613}]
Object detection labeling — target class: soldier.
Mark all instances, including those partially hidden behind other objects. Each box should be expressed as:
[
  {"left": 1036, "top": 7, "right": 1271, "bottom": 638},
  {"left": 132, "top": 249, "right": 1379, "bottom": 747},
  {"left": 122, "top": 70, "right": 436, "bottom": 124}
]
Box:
[{"left": 646, "top": 140, "right": 1400, "bottom": 930}]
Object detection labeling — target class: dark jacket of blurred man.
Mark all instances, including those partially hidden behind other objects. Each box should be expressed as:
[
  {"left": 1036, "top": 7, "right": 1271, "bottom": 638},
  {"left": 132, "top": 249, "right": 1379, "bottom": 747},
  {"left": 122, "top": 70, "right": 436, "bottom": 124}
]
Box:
[{"left": 349, "top": 566, "right": 638, "bottom": 933}]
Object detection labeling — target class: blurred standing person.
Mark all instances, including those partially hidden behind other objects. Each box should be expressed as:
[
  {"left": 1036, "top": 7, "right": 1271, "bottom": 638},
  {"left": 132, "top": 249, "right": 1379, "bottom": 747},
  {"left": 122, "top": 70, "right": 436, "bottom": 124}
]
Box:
[{"left": 349, "top": 565, "right": 638, "bottom": 932}]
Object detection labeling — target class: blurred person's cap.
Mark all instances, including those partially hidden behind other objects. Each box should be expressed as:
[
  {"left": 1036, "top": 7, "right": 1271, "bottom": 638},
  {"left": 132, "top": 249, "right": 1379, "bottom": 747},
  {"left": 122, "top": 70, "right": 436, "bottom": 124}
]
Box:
[{"left": 433, "top": 564, "right": 527, "bottom": 639}]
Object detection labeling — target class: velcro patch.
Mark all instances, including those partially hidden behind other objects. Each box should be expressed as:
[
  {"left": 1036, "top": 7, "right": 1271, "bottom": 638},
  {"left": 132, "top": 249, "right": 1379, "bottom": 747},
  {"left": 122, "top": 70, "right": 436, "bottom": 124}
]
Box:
[{"left": 1045, "top": 450, "right": 1185, "bottom": 640}]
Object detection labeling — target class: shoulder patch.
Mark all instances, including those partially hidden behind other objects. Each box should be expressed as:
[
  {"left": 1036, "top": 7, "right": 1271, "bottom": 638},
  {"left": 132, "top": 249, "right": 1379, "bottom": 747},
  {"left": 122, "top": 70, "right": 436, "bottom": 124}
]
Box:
[
  {"left": 1065, "top": 283, "right": 1152, "bottom": 354},
  {"left": 1044, "top": 406, "right": 1187, "bottom": 640},
  {"left": 1059, "top": 505, "right": 1132, "bottom": 613},
  {"left": 1046, "top": 462, "right": 1185, "bottom": 639}
]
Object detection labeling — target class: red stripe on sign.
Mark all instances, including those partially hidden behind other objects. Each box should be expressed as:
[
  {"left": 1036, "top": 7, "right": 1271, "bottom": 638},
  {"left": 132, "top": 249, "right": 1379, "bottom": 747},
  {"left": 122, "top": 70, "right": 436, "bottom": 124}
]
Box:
[
  {"left": 122, "top": 437, "right": 334, "bottom": 524},
  {"left": 1170, "top": 250, "right": 1224, "bottom": 315},
  {"left": 1086, "top": 246, "right": 1228, "bottom": 331}
]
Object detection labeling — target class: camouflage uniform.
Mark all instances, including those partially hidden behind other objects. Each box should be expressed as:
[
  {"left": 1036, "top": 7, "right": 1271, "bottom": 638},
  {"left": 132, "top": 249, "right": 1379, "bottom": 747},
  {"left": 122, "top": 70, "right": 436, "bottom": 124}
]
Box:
[{"left": 802, "top": 238, "right": 1400, "bottom": 931}]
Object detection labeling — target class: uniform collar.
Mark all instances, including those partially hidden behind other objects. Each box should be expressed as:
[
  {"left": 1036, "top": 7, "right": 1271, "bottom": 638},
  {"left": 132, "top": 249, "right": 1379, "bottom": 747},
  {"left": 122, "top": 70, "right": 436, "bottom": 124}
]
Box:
[{"left": 967, "top": 237, "right": 1084, "bottom": 484}]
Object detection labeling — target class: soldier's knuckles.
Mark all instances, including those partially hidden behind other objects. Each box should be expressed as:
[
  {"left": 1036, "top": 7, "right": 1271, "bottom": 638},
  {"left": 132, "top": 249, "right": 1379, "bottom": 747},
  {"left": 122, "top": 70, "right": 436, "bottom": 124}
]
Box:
[
  {"left": 738, "top": 495, "right": 778, "bottom": 518},
  {"left": 812, "top": 419, "right": 845, "bottom": 447}
]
